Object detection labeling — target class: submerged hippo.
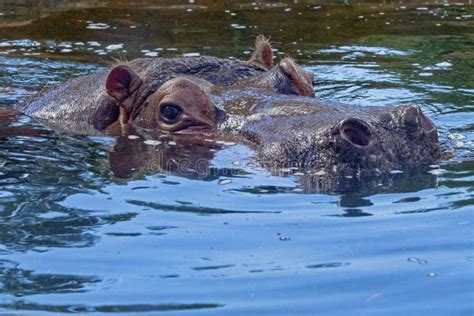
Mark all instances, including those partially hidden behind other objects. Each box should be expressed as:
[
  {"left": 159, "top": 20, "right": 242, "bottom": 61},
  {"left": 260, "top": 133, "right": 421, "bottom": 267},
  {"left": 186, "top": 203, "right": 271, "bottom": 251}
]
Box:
[{"left": 18, "top": 36, "right": 444, "bottom": 175}]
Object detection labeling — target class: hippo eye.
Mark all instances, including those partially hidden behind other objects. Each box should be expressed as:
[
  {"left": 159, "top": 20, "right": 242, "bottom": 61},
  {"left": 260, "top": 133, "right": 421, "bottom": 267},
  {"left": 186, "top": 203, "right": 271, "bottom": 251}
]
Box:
[{"left": 160, "top": 103, "right": 182, "bottom": 123}]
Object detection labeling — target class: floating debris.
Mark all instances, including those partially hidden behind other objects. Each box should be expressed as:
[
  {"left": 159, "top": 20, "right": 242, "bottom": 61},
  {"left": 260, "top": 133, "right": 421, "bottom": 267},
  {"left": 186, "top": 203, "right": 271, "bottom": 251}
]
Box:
[
  {"left": 419, "top": 72, "right": 433, "bottom": 77},
  {"left": 128, "top": 135, "right": 140, "bottom": 140}
]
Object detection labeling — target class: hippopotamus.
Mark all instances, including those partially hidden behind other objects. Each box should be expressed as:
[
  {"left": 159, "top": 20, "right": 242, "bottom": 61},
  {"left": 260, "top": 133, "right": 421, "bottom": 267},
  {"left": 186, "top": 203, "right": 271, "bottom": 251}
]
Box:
[{"left": 18, "top": 36, "right": 444, "bottom": 176}]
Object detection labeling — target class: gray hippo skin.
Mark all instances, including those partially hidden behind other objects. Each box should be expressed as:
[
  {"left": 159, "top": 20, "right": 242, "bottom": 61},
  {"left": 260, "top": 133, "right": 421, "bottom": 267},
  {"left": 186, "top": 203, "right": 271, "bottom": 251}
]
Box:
[{"left": 19, "top": 36, "right": 444, "bottom": 176}]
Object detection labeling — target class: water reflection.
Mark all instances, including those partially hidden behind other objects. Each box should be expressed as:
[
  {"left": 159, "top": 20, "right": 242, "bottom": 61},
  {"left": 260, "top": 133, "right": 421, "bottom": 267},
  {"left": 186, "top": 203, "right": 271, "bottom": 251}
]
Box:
[
  {"left": 109, "top": 133, "right": 222, "bottom": 179},
  {"left": 0, "top": 108, "right": 446, "bottom": 197},
  {"left": 0, "top": 259, "right": 101, "bottom": 297}
]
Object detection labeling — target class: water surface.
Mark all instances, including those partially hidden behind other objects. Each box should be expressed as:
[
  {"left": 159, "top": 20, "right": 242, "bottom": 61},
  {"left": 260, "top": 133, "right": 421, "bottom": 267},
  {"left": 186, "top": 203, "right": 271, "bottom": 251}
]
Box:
[{"left": 0, "top": 1, "right": 473, "bottom": 315}]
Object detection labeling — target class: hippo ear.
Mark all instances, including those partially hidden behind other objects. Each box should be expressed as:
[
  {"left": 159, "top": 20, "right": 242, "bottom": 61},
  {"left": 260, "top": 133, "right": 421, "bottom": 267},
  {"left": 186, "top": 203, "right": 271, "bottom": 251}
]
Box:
[
  {"left": 248, "top": 35, "right": 273, "bottom": 70},
  {"left": 91, "top": 97, "right": 120, "bottom": 131},
  {"left": 106, "top": 65, "right": 142, "bottom": 103},
  {"left": 276, "top": 58, "right": 315, "bottom": 97}
]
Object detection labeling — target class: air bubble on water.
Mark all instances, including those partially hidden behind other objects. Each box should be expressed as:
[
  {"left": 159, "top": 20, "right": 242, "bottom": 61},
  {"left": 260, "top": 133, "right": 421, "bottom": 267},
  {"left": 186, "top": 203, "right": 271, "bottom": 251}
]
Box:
[
  {"left": 88, "top": 41, "right": 101, "bottom": 47},
  {"left": 106, "top": 44, "right": 124, "bottom": 51},
  {"left": 144, "top": 52, "right": 159, "bottom": 57},
  {"left": 408, "top": 257, "right": 420, "bottom": 263},
  {"left": 183, "top": 52, "right": 200, "bottom": 57},
  {"left": 436, "top": 62, "right": 452, "bottom": 68},
  {"left": 87, "top": 22, "right": 110, "bottom": 30},
  {"left": 428, "top": 168, "right": 447, "bottom": 175},
  {"left": 230, "top": 24, "right": 246, "bottom": 29},
  {"left": 144, "top": 140, "right": 162, "bottom": 146},
  {"left": 218, "top": 179, "right": 232, "bottom": 185},
  {"left": 419, "top": 72, "right": 433, "bottom": 77}
]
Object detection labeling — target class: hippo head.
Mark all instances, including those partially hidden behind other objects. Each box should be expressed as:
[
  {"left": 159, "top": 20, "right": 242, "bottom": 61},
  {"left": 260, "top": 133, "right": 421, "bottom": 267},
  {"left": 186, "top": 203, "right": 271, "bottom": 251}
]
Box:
[
  {"left": 99, "top": 36, "right": 314, "bottom": 134},
  {"left": 248, "top": 99, "right": 443, "bottom": 175}
]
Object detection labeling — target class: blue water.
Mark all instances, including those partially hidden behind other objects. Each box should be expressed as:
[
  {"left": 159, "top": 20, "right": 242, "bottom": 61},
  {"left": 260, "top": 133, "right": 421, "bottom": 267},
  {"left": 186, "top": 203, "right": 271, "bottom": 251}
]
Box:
[{"left": 0, "top": 1, "right": 473, "bottom": 315}]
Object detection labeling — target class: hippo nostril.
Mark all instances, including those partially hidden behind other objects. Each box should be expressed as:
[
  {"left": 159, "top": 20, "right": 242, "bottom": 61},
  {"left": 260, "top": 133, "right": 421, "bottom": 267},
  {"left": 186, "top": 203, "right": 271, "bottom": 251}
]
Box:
[{"left": 340, "top": 118, "right": 373, "bottom": 147}]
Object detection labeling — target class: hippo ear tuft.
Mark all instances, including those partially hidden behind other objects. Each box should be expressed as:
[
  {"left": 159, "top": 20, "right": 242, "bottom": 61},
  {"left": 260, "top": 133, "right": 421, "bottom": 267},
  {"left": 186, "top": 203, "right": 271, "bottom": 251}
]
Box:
[
  {"left": 248, "top": 35, "right": 273, "bottom": 70},
  {"left": 106, "top": 65, "right": 142, "bottom": 103}
]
